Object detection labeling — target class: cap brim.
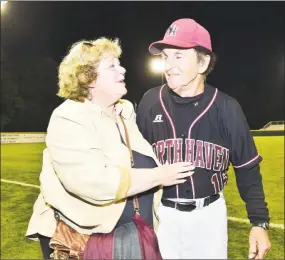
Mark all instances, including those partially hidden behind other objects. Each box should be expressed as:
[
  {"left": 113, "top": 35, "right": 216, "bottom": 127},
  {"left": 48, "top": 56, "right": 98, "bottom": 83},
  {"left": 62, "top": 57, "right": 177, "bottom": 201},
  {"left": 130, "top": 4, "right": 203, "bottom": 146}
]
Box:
[{"left": 149, "top": 39, "right": 196, "bottom": 55}]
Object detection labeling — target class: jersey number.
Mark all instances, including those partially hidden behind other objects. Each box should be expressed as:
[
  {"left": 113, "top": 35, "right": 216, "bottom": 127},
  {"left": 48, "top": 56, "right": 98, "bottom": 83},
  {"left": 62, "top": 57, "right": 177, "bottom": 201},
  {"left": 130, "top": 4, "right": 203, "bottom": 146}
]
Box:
[
  {"left": 211, "top": 173, "right": 221, "bottom": 193},
  {"left": 211, "top": 172, "right": 228, "bottom": 193}
]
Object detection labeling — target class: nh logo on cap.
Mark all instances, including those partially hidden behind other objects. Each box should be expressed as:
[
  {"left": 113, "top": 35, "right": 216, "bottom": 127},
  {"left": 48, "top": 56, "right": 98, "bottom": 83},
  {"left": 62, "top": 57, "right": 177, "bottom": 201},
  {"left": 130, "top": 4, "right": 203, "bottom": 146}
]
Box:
[{"left": 166, "top": 24, "right": 178, "bottom": 36}]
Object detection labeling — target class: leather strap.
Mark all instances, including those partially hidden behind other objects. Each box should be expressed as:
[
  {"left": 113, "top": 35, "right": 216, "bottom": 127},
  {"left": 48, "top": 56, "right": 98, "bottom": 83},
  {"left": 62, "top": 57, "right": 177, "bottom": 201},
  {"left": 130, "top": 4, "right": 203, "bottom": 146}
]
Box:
[
  {"left": 119, "top": 115, "right": 140, "bottom": 216},
  {"left": 120, "top": 115, "right": 134, "bottom": 167}
]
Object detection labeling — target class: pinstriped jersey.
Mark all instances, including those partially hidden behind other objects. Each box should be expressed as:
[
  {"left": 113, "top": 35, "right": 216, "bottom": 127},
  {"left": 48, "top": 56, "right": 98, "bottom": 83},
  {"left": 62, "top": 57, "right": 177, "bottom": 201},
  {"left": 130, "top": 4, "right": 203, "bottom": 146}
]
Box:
[{"left": 136, "top": 84, "right": 262, "bottom": 199}]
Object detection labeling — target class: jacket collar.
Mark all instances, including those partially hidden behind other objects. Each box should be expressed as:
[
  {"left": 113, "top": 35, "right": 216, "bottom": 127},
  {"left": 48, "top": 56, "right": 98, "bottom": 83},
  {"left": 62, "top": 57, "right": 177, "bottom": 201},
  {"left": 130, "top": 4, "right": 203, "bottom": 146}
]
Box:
[{"left": 83, "top": 99, "right": 132, "bottom": 120}]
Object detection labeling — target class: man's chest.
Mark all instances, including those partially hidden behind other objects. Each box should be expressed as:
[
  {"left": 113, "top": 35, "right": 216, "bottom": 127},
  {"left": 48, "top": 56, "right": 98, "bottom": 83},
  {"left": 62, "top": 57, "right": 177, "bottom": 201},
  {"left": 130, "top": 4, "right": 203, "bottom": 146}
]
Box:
[{"left": 148, "top": 104, "right": 230, "bottom": 172}]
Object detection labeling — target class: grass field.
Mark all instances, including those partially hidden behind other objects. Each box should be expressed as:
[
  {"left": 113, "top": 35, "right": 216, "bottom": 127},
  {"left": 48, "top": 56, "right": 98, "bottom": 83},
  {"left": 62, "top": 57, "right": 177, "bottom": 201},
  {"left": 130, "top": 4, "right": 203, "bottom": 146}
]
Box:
[{"left": 1, "top": 136, "right": 284, "bottom": 259}]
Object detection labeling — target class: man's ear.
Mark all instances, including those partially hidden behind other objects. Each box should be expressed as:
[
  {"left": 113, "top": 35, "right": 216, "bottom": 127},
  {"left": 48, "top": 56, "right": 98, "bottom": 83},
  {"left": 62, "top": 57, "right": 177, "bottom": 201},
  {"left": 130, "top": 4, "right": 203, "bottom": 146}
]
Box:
[{"left": 198, "top": 54, "right": 211, "bottom": 74}]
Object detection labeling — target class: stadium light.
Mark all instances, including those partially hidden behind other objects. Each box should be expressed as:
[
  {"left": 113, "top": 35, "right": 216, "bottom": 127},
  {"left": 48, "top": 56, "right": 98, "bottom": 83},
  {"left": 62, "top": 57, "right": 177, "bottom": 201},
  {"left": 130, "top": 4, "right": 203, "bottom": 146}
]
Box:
[
  {"left": 1, "top": 1, "right": 8, "bottom": 12},
  {"left": 149, "top": 57, "right": 166, "bottom": 85},
  {"left": 150, "top": 58, "right": 165, "bottom": 73}
]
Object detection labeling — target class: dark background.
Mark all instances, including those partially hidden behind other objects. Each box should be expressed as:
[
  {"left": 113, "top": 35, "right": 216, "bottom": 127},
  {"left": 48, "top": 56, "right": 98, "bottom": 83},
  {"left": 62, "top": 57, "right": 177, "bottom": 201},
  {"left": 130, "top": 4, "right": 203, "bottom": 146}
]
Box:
[{"left": 1, "top": 1, "right": 284, "bottom": 131}]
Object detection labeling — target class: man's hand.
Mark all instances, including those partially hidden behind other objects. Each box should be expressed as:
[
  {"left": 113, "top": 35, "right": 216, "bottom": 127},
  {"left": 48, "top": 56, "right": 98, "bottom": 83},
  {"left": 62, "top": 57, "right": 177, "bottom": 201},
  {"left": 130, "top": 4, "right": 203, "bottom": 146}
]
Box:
[{"left": 248, "top": 227, "right": 271, "bottom": 259}]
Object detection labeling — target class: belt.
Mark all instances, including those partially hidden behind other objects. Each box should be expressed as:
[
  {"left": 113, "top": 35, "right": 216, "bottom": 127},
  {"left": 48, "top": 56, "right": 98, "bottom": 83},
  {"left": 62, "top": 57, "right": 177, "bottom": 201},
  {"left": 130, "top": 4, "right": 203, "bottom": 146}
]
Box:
[{"left": 161, "top": 193, "right": 220, "bottom": 212}]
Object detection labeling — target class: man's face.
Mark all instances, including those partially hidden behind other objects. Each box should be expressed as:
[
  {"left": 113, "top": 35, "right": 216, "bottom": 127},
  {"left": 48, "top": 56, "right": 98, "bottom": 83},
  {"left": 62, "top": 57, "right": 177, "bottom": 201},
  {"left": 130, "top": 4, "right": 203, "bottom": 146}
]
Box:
[{"left": 162, "top": 48, "right": 202, "bottom": 91}]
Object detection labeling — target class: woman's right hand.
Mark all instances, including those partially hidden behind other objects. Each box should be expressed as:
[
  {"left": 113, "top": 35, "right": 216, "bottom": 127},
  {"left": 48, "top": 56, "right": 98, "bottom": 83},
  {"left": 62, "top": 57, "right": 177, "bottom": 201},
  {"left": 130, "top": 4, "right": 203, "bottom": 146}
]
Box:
[{"left": 155, "top": 162, "right": 195, "bottom": 186}]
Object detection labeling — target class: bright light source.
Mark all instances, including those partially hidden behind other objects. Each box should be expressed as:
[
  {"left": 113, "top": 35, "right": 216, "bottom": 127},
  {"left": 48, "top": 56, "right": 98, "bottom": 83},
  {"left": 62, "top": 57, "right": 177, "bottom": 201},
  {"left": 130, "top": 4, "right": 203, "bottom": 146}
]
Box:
[
  {"left": 1, "top": 1, "right": 8, "bottom": 11},
  {"left": 150, "top": 58, "right": 165, "bottom": 73}
]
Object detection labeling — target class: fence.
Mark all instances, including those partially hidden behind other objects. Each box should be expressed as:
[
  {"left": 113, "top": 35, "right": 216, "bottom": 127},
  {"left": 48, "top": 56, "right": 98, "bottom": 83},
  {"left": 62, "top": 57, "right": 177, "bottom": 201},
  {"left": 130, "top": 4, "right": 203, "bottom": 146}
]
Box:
[
  {"left": 1, "top": 121, "right": 284, "bottom": 144},
  {"left": 261, "top": 121, "right": 285, "bottom": 131},
  {"left": 0, "top": 132, "right": 46, "bottom": 144}
]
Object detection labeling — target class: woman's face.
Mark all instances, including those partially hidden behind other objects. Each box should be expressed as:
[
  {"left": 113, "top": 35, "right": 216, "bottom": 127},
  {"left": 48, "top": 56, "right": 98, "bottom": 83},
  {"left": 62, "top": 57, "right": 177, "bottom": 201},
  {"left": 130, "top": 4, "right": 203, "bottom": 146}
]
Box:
[{"left": 90, "top": 53, "right": 127, "bottom": 104}]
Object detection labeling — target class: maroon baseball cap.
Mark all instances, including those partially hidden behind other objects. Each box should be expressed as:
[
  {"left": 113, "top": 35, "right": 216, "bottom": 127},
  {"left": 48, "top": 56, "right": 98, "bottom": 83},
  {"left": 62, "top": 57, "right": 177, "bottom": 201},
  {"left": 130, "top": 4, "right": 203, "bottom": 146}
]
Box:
[{"left": 149, "top": 18, "right": 212, "bottom": 55}]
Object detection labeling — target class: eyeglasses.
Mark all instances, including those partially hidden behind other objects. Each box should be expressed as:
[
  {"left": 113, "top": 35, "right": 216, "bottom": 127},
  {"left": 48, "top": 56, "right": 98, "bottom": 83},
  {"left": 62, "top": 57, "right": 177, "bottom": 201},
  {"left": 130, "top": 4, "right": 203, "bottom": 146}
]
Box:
[
  {"left": 81, "top": 42, "right": 94, "bottom": 53},
  {"left": 82, "top": 41, "right": 94, "bottom": 47}
]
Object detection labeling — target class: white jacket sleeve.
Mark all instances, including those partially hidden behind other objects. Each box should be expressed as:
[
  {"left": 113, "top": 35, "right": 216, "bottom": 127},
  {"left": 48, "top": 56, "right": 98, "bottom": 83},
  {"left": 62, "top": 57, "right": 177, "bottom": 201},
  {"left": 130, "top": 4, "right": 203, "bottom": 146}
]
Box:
[{"left": 45, "top": 112, "right": 131, "bottom": 205}]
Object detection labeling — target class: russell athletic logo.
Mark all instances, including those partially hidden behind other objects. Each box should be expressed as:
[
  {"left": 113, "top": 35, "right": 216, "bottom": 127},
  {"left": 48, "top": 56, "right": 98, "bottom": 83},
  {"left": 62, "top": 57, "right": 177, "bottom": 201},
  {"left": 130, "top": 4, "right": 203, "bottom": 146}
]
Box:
[{"left": 153, "top": 114, "right": 163, "bottom": 123}]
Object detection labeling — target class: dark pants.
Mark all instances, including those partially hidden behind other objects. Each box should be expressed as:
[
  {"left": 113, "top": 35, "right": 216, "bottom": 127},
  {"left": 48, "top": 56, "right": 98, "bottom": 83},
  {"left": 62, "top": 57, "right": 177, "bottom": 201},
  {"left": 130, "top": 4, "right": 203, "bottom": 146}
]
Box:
[{"left": 38, "top": 235, "right": 53, "bottom": 259}]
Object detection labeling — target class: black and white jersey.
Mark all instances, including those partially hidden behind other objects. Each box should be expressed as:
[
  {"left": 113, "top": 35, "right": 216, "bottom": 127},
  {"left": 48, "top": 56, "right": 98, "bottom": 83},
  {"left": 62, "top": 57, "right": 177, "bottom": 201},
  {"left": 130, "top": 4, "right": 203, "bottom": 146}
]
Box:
[{"left": 136, "top": 84, "right": 262, "bottom": 199}]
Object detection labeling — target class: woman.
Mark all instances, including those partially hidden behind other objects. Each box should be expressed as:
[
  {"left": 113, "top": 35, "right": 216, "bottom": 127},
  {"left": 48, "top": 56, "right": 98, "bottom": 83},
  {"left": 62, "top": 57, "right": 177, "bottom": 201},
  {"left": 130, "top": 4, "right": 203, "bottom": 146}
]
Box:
[{"left": 26, "top": 37, "right": 194, "bottom": 259}]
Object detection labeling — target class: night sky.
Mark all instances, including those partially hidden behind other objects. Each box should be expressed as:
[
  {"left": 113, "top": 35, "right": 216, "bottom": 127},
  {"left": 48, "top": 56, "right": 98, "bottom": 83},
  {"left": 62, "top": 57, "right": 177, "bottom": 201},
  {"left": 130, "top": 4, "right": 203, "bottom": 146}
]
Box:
[{"left": 1, "top": 1, "right": 284, "bottom": 131}]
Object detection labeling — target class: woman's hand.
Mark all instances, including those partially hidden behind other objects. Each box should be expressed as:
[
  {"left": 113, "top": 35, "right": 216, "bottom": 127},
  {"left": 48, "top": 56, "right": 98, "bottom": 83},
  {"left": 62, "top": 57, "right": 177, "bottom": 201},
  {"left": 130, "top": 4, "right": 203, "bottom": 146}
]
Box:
[{"left": 155, "top": 162, "right": 195, "bottom": 186}]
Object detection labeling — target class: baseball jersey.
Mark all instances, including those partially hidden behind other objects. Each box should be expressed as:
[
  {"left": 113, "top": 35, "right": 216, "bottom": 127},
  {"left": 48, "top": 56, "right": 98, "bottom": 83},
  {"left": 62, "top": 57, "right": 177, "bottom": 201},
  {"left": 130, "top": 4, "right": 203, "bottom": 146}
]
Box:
[{"left": 136, "top": 84, "right": 262, "bottom": 200}]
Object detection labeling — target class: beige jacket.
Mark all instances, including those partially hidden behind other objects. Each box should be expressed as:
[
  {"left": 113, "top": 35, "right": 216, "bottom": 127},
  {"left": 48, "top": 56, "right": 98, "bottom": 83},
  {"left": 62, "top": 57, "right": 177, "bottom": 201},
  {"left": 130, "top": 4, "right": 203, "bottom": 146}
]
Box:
[{"left": 26, "top": 99, "right": 162, "bottom": 240}]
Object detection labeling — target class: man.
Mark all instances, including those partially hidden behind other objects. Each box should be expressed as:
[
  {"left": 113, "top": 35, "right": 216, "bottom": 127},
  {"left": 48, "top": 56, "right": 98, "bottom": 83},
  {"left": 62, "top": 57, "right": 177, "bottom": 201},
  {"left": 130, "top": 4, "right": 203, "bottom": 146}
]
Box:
[{"left": 136, "top": 18, "right": 271, "bottom": 259}]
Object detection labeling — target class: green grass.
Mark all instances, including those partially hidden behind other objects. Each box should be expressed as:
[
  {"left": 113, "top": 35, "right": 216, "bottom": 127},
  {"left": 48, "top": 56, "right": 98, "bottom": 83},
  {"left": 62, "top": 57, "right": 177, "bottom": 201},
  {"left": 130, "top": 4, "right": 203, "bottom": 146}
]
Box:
[
  {"left": 1, "top": 143, "right": 46, "bottom": 185},
  {"left": 228, "top": 221, "right": 284, "bottom": 259},
  {"left": 1, "top": 183, "right": 42, "bottom": 259},
  {"left": 1, "top": 137, "right": 284, "bottom": 259},
  {"left": 224, "top": 136, "right": 284, "bottom": 224},
  {"left": 224, "top": 136, "right": 284, "bottom": 259}
]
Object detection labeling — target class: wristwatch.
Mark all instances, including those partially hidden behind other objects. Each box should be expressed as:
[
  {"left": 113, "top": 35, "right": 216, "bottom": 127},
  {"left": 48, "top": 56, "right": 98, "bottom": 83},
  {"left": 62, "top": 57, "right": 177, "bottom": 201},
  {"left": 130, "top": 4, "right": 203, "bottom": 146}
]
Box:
[{"left": 252, "top": 222, "right": 270, "bottom": 230}]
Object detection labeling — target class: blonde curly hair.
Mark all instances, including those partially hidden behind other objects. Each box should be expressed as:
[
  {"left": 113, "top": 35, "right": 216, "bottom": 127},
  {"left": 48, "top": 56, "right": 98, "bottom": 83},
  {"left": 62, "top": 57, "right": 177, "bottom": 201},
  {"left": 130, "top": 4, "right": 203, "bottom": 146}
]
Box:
[{"left": 57, "top": 37, "right": 122, "bottom": 101}]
